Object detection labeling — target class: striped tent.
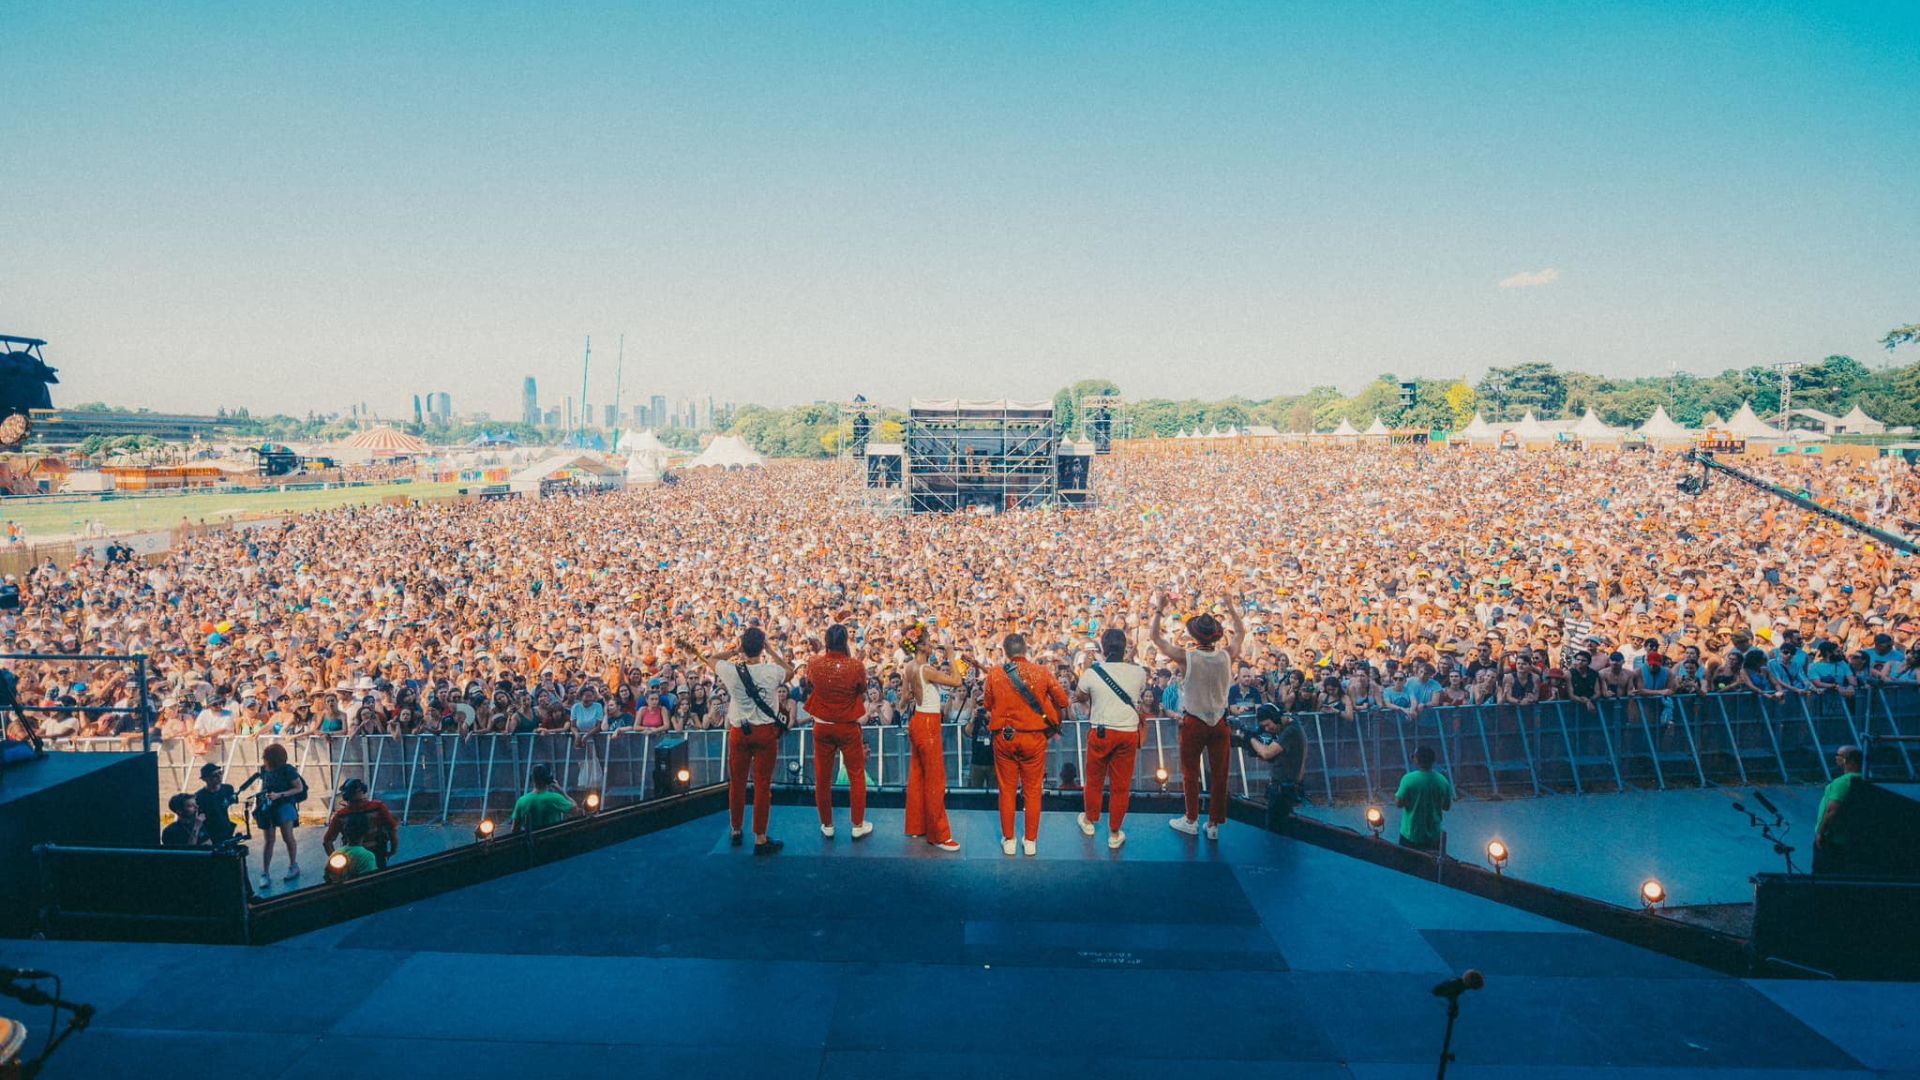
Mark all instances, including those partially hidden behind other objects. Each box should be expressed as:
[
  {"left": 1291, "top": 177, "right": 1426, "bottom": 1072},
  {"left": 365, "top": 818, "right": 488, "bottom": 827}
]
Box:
[{"left": 338, "top": 426, "right": 431, "bottom": 455}]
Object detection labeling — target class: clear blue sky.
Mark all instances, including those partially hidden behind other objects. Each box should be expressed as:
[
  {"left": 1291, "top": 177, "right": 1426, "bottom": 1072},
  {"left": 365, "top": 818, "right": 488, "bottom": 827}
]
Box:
[{"left": 4, "top": 1, "right": 1916, "bottom": 419}]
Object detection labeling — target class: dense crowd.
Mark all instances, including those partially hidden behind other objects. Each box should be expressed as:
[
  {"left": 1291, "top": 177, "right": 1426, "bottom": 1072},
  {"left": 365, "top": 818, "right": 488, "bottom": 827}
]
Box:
[{"left": 3, "top": 446, "right": 1918, "bottom": 760}]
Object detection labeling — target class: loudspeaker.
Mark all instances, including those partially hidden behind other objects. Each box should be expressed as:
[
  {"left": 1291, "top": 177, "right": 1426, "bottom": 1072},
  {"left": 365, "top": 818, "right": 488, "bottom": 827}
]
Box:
[
  {"left": 653, "top": 736, "right": 690, "bottom": 796},
  {"left": 1090, "top": 410, "right": 1112, "bottom": 454},
  {"left": 851, "top": 414, "right": 871, "bottom": 455}
]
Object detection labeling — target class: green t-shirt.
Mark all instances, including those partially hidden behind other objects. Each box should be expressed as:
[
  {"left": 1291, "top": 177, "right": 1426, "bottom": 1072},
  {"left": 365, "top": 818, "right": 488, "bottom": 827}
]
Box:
[
  {"left": 1816, "top": 772, "right": 1863, "bottom": 848},
  {"left": 512, "top": 789, "right": 574, "bottom": 831},
  {"left": 339, "top": 844, "right": 379, "bottom": 877},
  {"left": 1394, "top": 768, "right": 1454, "bottom": 847}
]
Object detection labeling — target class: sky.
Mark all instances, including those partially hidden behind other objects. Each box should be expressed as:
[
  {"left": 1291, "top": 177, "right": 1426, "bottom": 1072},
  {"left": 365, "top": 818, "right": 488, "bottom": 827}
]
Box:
[{"left": 4, "top": 1, "right": 1917, "bottom": 420}]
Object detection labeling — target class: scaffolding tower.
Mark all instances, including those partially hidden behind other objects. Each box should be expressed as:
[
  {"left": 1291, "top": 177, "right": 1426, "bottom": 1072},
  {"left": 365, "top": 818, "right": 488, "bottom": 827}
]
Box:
[{"left": 904, "top": 399, "right": 1058, "bottom": 513}]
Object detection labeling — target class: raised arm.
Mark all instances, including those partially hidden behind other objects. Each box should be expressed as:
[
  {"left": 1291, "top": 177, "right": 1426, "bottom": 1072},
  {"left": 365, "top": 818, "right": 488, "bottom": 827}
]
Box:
[
  {"left": 1148, "top": 592, "right": 1187, "bottom": 667},
  {"left": 1223, "top": 594, "right": 1248, "bottom": 660}
]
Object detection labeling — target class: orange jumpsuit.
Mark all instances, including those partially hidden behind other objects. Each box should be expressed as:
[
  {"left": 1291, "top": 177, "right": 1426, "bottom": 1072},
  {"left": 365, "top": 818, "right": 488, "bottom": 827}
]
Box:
[{"left": 983, "top": 659, "right": 1069, "bottom": 842}]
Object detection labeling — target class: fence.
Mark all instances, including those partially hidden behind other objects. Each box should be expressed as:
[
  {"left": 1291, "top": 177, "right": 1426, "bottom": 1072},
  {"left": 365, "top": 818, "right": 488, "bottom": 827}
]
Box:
[{"left": 43, "top": 686, "right": 1920, "bottom": 823}]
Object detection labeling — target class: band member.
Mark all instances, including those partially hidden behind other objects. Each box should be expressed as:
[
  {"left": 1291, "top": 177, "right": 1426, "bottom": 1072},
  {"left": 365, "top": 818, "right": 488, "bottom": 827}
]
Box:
[
  {"left": 1151, "top": 591, "right": 1247, "bottom": 839},
  {"left": 901, "top": 625, "right": 966, "bottom": 852},
  {"left": 806, "top": 624, "right": 872, "bottom": 839},
  {"left": 680, "top": 628, "right": 793, "bottom": 854},
  {"left": 984, "top": 632, "right": 1069, "bottom": 856},
  {"left": 1076, "top": 627, "right": 1148, "bottom": 849}
]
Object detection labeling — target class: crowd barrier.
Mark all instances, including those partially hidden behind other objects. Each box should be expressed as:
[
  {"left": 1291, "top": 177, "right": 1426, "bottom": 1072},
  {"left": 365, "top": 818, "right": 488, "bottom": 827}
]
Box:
[{"left": 43, "top": 686, "right": 1920, "bottom": 823}]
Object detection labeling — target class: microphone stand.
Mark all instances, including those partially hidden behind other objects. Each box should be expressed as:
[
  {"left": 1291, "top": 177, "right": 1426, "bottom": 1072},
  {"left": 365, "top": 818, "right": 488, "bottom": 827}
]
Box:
[
  {"left": 1733, "top": 802, "right": 1799, "bottom": 876},
  {"left": 0, "top": 975, "right": 95, "bottom": 1080},
  {"left": 1433, "top": 982, "right": 1470, "bottom": 1080}
]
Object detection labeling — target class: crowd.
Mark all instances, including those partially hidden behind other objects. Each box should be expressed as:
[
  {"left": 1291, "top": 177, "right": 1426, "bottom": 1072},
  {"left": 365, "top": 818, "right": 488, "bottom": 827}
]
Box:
[{"left": 1, "top": 447, "right": 1916, "bottom": 772}]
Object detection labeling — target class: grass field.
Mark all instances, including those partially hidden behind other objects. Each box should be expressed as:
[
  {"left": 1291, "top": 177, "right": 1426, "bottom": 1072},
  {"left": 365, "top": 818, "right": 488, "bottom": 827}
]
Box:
[{"left": 1, "top": 480, "right": 467, "bottom": 541}]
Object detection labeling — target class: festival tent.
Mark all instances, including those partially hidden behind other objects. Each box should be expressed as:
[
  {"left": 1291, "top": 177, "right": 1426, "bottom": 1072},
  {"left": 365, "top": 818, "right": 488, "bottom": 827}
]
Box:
[
  {"left": 1570, "top": 408, "right": 1623, "bottom": 442},
  {"left": 1839, "top": 404, "right": 1886, "bottom": 435},
  {"left": 683, "top": 434, "right": 766, "bottom": 470},
  {"left": 1174, "top": 429, "right": 1190, "bottom": 439},
  {"left": 1506, "top": 411, "right": 1555, "bottom": 442},
  {"left": 509, "top": 453, "right": 626, "bottom": 496},
  {"left": 625, "top": 453, "right": 663, "bottom": 486},
  {"left": 332, "top": 426, "right": 431, "bottom": 460},
  {"left": 1327, "top": 418, "right": 1359, "bottom": 437},
  {"left": 1223, "top": 425, "right": 1240, "bottom": 437},
  {"left": 1204, "top": 426, "right": 1223, "bottom": 438},
  {"left": 1635, "top": 406, "right": 1693, "bottom": 442},
  {"left": 1457, "top": 413, "right": 1497, "bottom": 442},
  {"left": 1361, "top": 417, "right": 1391, "bottom": 437},
  {"left": 1725, "top": 401, "right": 1782, "bottom": 440},
  {"left": 620, "top": 430, "right": 675, "bottom": 456},
  {"left": 1243, "top": 425, "right": 1281, "bottom": 438}
]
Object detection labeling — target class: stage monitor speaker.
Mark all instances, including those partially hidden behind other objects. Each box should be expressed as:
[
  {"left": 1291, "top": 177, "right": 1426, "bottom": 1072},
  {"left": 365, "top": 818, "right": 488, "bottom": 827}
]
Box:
[
  {"left": 851, "top": 414, "right": 871, "bottom": 455},
  {"left": 653, "top": 736, "right": 690, "bottom": 796}
]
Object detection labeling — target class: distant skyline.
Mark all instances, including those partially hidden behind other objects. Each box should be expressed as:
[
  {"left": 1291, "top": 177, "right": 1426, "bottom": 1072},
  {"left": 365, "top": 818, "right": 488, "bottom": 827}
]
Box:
[{"left": 4, "top": 2, "right": 1916, "bottom": 420}]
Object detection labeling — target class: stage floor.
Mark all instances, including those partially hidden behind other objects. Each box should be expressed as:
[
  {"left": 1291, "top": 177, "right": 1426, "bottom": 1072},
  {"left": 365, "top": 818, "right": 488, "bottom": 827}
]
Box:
[{"left": 3, "top": 805, "right": 1913, "bottom": 1078}]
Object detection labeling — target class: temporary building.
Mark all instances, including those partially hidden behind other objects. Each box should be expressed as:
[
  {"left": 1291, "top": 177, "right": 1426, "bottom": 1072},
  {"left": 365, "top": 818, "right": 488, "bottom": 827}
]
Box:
[
  {"left": 1328, "top": 418, "right": 1359, "bottom": 437},
  {"left": 1457, "top": 413, "right": 1497, "bottom": 442},
  {"left": 1725, "top": 401, "right": 1783, "bottom": 440},
  {"left": 1570, "top": 408, "right": 1623, "bottom": 442},
  {"left": 1361, "top": 417, "right": 1391, "bottom": 437},
  {"left": 509, "top": 453, "right": 626, "bottom": 496},
  {"left": 683, "top": 434, "right": 766, "bottom": 470},
  {"left": 1635, "top": 406, "right": 1693, "bottom": 443},
  {"left": 619, "top": 430, "right": 674, "bottom": 456},
  {"left": 1839, "top": 404, "right": 1887, "bottom": 435}
]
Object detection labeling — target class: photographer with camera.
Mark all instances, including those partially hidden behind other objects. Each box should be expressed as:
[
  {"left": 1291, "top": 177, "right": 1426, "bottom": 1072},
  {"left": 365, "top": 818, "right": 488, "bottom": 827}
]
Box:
[
  {"left": 243, "top": 742, "right": 307, "bottom": 887},
  {"left": 322, "top": 778, "right": 399, "bottom": 869},
  {"left": 1074, "top": 627, "right": 1147, "bottom": 850},
  {"left": 1241, "top": 703, "right": 1308, "bottom": 829}
]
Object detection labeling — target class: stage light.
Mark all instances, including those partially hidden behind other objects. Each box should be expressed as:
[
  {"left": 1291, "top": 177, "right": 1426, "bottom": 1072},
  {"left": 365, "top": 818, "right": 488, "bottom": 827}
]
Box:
[
  {"left": 325, "top": 851, "right": 349, "bottom": 884},
  {"left": 1486, "top": 840, "right": 1508, "bottom": 875},
  {"left": 474, "top": 819, "right": 496, "bottom": 842},
  {"left": 585, "top": 791, "right": 601, "bottom": 814},
  {"left": 1640, "top": 878, "right": 1666, "bottom": 910},
  {"left": 676, "top": 767, "right": 692, "bottom": 785},
  {"left": 1154, "top": 766, "right": 1169, "bottom": 786},
  {"left": 1365, "top": 806, "right": 1385, "bottom": 839},
  {"left": 787, "top": 760, "right": 801, "bottom": 777}
]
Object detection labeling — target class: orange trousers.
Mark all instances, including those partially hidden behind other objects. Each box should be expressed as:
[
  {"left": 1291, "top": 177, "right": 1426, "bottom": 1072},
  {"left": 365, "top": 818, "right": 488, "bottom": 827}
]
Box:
[
  {"left": 813, "top": 721, "right": 867, "bottom": 827},
  {"left": 727, "top": 722, "right": 781, "bottom": 836},
  {"left": 995, "top": 729, "right": 1049, "bottom": 841},
  {"left": 1179, "top": 715, "right": 1232, "bottom": 825},
  {"left": 904, "top": 711, "right": 953, "bottom": 845},
  {"left": 1083, "top": 726, "right": 1142, "bottom": 831}
]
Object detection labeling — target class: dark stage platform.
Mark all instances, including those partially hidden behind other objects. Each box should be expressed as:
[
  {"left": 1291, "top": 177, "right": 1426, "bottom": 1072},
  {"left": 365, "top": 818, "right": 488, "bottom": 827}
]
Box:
[
  {"left": 2, "top": 805, "right": 1911, "bottom": 1078},
  {"left": 0, "top": 751, "right": 157, "bottom": 935}
]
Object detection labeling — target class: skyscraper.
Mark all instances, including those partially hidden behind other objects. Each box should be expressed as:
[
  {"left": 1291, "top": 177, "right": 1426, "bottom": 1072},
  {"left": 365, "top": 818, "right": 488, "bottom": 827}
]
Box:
[
  {"left": 426, "top": 392, "right": 453, "bottom": 425},
  {"left": 544, "top": 406, "right": 561, "bottom": 427},
  {"left": 650, "top": 394, "right": 667, "bottom": 430},
  {"left": 604, "top": 404, "right": 618, "bottom": 428},
  {"left": 412, "top": 394, "right": 423, "bottom": 425},
  {"left": 522, "top": 377, "right": 539, "bottom": 427}
]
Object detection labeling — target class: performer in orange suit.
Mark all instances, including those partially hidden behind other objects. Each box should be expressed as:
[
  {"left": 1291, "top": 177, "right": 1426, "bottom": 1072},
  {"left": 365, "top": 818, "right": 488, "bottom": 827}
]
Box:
[
  {"left": 901, "top": 625, "right": 967, "bottom": 852},
  {"left": 805, "top": 624, "right": 872, "bottom": 840},
  {"left": 983, "top": 633, "right": 1068, "bottom": 856}
]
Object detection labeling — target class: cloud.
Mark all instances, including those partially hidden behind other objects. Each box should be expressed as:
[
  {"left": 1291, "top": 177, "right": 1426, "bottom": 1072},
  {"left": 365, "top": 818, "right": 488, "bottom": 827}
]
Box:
[{"left": 1497, "top": 268, "right": 1560, "bottom": 289}]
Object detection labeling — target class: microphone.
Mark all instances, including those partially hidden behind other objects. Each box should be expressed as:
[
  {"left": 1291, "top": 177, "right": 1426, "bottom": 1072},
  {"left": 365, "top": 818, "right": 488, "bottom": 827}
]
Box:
[
  {"left": 1731, "top": 801, "right": 1747, "bottom": 815},
  {"left": 1, "top": 968, "right": 52, "bottom": 980},
  {"left": 1430, "top": 970, "right": 1484, "bottom": 998},
  {"left": 1751, "top": 791, "right": 1782, "bottom": 820}
]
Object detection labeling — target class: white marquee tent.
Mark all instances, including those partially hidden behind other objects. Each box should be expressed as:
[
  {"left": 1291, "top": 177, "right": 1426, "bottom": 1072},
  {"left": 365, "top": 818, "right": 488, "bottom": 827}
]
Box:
[{"left": 683, "top": 434, "right": 766, "bottom": 470}]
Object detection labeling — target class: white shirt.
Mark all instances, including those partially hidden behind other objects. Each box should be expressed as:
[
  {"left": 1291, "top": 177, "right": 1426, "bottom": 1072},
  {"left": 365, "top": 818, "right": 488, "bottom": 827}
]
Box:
[
  {"left": 721, "top": 660, "right": 786, "bottom": 727},
  {"left": 1181, "top": 648, "right": 1232, "bottom": 724},
  {"left": 1077, "top": 661, "right": 1147, "bottom": 731},
  {"left": 194, "top": 706, "right": 236, "bottom": 737}
]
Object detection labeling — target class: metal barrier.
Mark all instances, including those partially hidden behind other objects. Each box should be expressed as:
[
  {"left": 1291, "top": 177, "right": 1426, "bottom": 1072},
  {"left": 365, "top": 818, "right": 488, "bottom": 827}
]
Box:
[{"left": 47, "top": 686, "right": 1920, "bottom": 820}]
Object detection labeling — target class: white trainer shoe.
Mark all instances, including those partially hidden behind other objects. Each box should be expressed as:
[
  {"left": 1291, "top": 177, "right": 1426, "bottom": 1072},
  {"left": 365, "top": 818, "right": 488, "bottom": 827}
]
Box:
[
  {"left": 850, "top": 821, "right": 874, "bottom": 840},
  {"left": 820, "top": 823, "right": 835, "bottom": 838},
  {"left": 1023, "top": 839, "right": 1037, "bottom": 857},
  {"left": 1169, "top": 816, "right": 1199, "bottom": 836},
  {"left": 1002, "top": 837, "right": 1017, "bottom": 856},
  {"left": 935, "top": 840, "right": 961, "bottom": 852},
  {"left": 1108, "top": 830, "right": 1127, "bottom": 850},
  {"left": 1076, "top": 812, "right": 1096, "bottom": 836},
  {"left": 1205, "top": 822, "right": 1220, "bottom": 840}
]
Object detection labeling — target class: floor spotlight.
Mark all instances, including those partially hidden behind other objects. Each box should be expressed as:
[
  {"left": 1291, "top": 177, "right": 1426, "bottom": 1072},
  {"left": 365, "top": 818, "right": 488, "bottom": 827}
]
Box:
[
  {"left": 1486, "top": 840, "right": 1509, "bottom": 875},
  {"left": 1365, "top": 806, "right": 1385, "bottom": 839},
  {"left": 786, "top": 760, "right": 802, "bottom": 778},
  {"left": 1154, "top": 766, "right": 1169, "bottom": 787},
  {"left": 474, "top": 818, "right": 496, "bottom": 843},
  {"left": 676, "top": 767, "right": 692, "bottom": 785},
  {"left": 585, "top": 791, "right": 602, "bottom": 814},
  {"left": 325, "top": 851, "right": 350, "bottom": 884},
  {"left": 1640, "top": 878, "right": 1666, "bottom": 910}
]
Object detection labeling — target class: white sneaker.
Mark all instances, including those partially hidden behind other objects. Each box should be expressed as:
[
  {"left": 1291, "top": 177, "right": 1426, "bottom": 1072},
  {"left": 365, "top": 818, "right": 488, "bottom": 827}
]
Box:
[
  {"left": 1205, "top": 823, "right": 1220, "bottom": 840},
  {"left": 935, "top": 840, "right": 961, "bottom": 852},
  {"left": 821, "top": 824, "right": 835, "bottom": 838},
  {"left": 1108, "top": 830, "right": 1127, "bottom": 850},
  {"left": 1023, "top": 839, "right": 1037, "bottom": 857},
  {"left": 850, "top": 821, "right": 874, "bottom": 840},
  {"left": 1076, "top": 812, "right": 1096, "bottom": 836},
  {"left": 1169, "top": 816, "right": 1199, "bottom": 836},
  {"left": 1002, "top": 837, "right": 1017, "bottom": 856}
]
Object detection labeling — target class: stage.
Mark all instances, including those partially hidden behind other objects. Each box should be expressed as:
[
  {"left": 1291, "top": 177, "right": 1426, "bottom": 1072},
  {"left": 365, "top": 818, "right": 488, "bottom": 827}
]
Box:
[{"left": 2, "top": 805, "right": 1909, "bottom": 1078}]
